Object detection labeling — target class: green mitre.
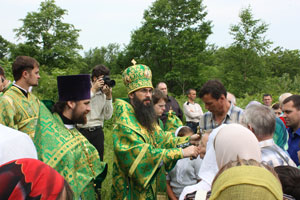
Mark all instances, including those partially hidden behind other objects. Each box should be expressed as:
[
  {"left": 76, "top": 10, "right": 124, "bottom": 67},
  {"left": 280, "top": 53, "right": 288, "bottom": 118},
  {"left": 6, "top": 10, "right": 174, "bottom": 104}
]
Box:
[{"left": 122, "top": 60, "right": 153, "bottom": 94}]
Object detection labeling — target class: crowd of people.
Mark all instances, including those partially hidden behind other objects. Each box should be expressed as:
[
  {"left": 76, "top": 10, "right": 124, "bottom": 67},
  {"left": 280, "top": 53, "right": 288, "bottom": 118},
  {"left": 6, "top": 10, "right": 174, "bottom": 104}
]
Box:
[{"left": 0, "top": 56, "right": 300, "bottom": 200}]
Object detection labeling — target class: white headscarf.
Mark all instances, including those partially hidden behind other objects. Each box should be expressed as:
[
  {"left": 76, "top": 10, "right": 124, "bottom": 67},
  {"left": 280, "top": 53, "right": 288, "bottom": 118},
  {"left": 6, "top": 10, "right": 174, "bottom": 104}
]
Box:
[
  {"left": 214, "top": 123, "right": 262, "bottom": 169},
  {"left": 0, "top": 124, "right": 37, "bottom": 165}
]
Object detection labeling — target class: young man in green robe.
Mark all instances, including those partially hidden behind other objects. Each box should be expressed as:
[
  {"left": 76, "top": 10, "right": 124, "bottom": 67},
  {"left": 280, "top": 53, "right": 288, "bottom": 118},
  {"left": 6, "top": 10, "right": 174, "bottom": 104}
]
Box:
[
  {"left": 112, "top": 61, "right": 202, "bottom": 199},
  {"left": 0, "top": 56, "right": 40, "bottom": 139},
  {"left": 33, "top": 75, "right": 107, "bottom": 200}
]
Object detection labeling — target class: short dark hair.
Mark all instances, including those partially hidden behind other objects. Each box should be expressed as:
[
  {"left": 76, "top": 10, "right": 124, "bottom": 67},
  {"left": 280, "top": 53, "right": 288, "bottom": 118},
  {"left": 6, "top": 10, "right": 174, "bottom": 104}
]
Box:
[
  {"left": 12, "top": 56, "right": 39, "bottom": 81},
  {"left": 283, "top": 95, "right": 300, "bottom": 110},
  {"left": 152, "top": 89, "right": 167, "bottom": 105},
  {"left": 177, "top": 126, "right": 193, "bottom": 137},
  {"left": 274, "top": 166, "right": 300, "bottom": 199},
  {"left": 91, "top": 65, "right": 110, "bottom": 81},
  {"left": 272, "top": 103, "right": 280, "bottom": 110},
  {"left": 0, "top": 65, "right": 5, "bottom": 77},
  {"left": 263, "top": 94, "right": 272, "bottom": 98},
  {"left": 199, "top": 80, "right": 227, "bottom": 100},
  {"left": 186, "top": 88, "right": 196, "bottom": 95}
]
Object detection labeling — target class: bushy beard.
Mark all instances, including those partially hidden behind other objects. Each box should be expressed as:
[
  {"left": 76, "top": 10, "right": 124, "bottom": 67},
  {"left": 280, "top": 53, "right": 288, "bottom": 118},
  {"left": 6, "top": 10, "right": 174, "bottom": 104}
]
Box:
[
  {"left": 132, "top": 95, "right": 157, "bottom": 132},
  {"left": 72, "top": 113, "right": 87, "bottom": 124},
  {"left": 71, "top": 104, "right": 88, "bottom": 124}
]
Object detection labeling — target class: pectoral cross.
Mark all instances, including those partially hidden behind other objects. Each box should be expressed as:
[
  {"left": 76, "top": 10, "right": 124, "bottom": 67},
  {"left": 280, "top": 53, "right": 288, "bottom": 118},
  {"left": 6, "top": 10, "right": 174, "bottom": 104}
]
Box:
[{"left": 131, "top": 59, "right": 136, "bottom": 65}]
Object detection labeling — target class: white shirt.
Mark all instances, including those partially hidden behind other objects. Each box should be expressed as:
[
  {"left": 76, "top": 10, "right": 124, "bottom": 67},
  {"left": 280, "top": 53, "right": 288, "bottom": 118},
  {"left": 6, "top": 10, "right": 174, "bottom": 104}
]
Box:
[
  {"left": 0, "top": 124, "right": 38, "bottom": 165},
  {"left": 179, "top": 125, "right": 226, "bottom": 200},
  {"left": 183, "top": 101, "right": 203, "bottom": 123},
  {"left": 166, "top": 156, "right": 202, "bottom": 197},
  {"left": 259, "top": 138, "right": 296, "bottom": 167},
  {"left": 77, "top": 89, "right": 113, "bottom": 128}
]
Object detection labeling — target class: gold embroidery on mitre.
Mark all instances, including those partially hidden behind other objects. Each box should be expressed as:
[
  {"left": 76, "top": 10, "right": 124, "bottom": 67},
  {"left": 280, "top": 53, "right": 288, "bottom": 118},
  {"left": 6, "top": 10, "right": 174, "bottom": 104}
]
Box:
[
  {"left": 144, "top": 69, "right": 151, "bottom": 78},
  {"left": 124, "top": 75, "right": 131, "bottom": 84}
]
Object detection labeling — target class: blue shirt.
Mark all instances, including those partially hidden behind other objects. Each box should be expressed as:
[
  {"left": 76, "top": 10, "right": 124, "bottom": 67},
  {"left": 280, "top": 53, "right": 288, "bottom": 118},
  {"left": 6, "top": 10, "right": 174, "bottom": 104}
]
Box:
[{"left": 287, "top": 127, "right": 300, "bottom": 166}]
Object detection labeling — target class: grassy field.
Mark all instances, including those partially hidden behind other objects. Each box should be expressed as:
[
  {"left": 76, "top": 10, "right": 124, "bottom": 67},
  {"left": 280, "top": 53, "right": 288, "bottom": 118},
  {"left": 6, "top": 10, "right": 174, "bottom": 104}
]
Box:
[{"left": 101, "top": 126, "right": 114, "bottom": 199}]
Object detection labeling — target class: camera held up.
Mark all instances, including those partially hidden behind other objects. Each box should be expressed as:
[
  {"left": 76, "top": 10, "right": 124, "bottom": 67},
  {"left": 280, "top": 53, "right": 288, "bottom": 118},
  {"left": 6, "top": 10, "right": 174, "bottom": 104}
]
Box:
[{"left": 102, "top": 75, "right": 116, "bottom": 88}]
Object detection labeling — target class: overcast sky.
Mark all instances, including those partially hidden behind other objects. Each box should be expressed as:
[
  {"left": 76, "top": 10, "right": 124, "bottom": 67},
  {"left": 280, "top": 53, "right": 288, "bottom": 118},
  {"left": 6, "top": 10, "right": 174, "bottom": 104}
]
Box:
[{"left": 0, "top": 0, "right": 299, "bottom": 53}]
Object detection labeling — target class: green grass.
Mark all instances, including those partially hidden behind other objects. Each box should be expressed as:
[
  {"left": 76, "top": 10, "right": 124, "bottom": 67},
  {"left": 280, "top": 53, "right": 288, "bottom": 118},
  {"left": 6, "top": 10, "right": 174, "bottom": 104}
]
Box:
[{"left": 101, "top": 126, "right": 114, "bottom": 199}]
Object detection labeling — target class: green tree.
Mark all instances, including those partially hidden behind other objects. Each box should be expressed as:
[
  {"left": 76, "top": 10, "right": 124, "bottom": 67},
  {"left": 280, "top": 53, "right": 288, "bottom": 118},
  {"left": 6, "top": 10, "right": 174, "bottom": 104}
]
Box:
[
  {"left": 83, "top": 43, "right": 122, "bottom": 74},
  {"left": 0, "top": 35, "right": 11, "bottom": 59},
  {"left": 0, "top": 59, "right": 13, "bottom": 80},
  {"left": 265, "top": 47, "right": 300, "bottom": 78},
  {"left": 126, "top": 0, "right": 212, "bottom": 94},
  {"left": 13, "top": 0, "right": 83, "bottom": 71},
  {"left": 230, "top": 6, "right": 272, "bottom": 55},
  {"left": 220, "top": 6, "right": 272, "bottom": 96}
]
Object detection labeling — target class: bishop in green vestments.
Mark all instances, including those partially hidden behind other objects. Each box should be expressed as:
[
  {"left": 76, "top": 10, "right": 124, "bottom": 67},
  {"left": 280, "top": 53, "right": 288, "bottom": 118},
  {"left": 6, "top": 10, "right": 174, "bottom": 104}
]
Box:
[{"left": 112, "top": 62, "right": 201, "bottom": 199}]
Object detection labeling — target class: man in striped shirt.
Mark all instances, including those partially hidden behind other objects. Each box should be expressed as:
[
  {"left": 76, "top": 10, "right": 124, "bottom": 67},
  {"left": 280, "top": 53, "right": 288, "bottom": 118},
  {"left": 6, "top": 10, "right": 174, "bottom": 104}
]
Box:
[{"left": 198, "top": 80, "right": 243, "bottom": 131}]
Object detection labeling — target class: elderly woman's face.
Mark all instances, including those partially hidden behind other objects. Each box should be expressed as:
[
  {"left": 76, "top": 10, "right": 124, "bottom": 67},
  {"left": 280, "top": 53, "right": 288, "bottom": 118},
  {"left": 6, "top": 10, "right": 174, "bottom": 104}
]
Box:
[{"left": 154, "top": 98, "right": 166, "bottom": 117}]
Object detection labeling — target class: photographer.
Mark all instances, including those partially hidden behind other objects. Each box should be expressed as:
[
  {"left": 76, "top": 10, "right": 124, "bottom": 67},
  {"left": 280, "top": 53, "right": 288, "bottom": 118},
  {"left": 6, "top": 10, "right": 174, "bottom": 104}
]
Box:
[{"left": 78, "top": 64, "right": 113, "bottom": 162}]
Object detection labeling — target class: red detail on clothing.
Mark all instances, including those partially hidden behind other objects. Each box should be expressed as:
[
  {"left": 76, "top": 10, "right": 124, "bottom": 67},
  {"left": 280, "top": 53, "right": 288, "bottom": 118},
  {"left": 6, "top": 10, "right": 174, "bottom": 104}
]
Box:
[
  {"left": 0, "top": 158, "right": 65, "bottom": 200},
  {"left": 279, "top": 116, "right": 287, "bottom": 128}
]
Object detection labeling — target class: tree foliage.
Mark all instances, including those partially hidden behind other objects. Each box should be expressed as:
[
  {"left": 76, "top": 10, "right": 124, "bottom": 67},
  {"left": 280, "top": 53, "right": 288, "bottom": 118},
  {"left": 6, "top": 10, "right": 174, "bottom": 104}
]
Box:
[
  {"left": 125, "top": 0, "right": 212, "bottom": 94},
  {"left": 83, "top": 43, "right": 122, "bottom": 74},
  {"left": 0, "top": 35, "right": 11, "bottom": 59},
  {"left": 1, "top": 0, "right": 299, "bottom": 103},
  {"left": 230, "top": 6, "right": 272, "bottom": 54},
  {"left": 13, "top": 0, "right": 83, "bottom": 71},
  {"left": 265, "top": 47, "right": 300, "bottom": 78},
  {"left": 219, "top": 7, "right": 272, "bottom": 97}
]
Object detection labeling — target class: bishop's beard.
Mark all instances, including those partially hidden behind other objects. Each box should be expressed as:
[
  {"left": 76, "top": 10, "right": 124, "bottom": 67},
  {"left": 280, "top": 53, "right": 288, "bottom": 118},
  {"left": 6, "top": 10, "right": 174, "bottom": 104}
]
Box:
[{"left": 132, "top": 95, "right": 157, "bottom": 132}]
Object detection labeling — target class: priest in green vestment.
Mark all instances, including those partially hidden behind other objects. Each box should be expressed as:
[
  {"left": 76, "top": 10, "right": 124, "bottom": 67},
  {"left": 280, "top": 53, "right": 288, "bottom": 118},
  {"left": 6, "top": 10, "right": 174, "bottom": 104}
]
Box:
[
  {"left": 33, "top": 74, "right": 107, "bottom": 200},
  {"left": 112, "top": 61, "right": 201, "bottom": 199},
  {"left": 0, "top": 56, "right": 40, "bottom": 139}
]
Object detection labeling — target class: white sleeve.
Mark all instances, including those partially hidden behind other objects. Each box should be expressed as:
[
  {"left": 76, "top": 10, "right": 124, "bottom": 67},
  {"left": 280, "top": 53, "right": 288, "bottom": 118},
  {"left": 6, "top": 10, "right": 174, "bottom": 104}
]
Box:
[
  {"left": 103, "top": 98, "right": 113, "bottom": 120},
  {"left": 197, "top": 125, "right": 226, "bottom": 186},
  {"left": 179, "top": 125, "right": 227, "bottom": 200},
  {"left": 183, "top": 102, "right": 202, "bottom": 119},
  {"left": 179, "top": 180, "right": 211, "bottom": 200}
]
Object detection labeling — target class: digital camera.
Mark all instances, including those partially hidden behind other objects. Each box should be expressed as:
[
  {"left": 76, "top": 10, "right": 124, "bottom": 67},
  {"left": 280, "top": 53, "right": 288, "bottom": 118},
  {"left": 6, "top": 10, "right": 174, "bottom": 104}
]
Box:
[{"left": 102, "top": 75, "right": 116, "bottom": 88}]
